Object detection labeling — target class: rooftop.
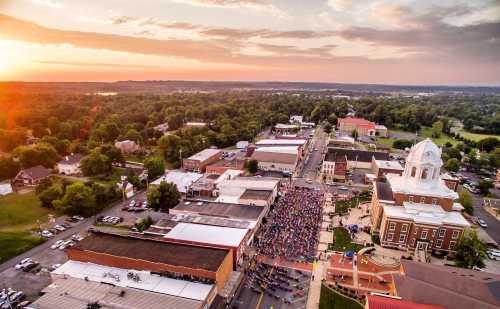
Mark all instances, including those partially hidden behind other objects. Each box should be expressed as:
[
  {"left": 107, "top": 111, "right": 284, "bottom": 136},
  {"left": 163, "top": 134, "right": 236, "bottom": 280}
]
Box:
[
  {"left": 255, "top": 139, "right": 306, "bottom": 146},
  {"left": 164, "top": 222, "right": 249, "bottom": 247},
  {"left": 383, "top": 202, "right": 470, "bottom": 226},
  {"left": 151, "top": 171, "right": 203, "bottom": 193},
  {"left": 30, "top": 277, "right": 204, "bottom": 309},
  {"left": 72, "top": 232, "right": 230, "bottom": 272},
  {"left": 58, "top": 153, "right": 84, "bottom": 165},
  {"left": 19, "top": 165, "right": 51, "bottom": 180},
  {"left": 274, "top": 123, "right": 299, "bottom": 129},
  {"left": 386, "top": 173, "right": 458, "bottom": 200},
  {"left": 239, "top": 189, "right": 273, "bottom": 201},
  {"left": 325, "top": 147, "right": 389, "bottom": 162},
  {"left": 254, "top": 146, "right": 299, "bottom": 154},
  {"left": 366, "top": 294, "right": 444, "bottom": 309},
  {"left": 51, "top": 260, "right": 213, "bottom": 301},
  {"left": 374, "top": 160, "right": 404, "bottom": 170},
  {"left": 187, "top": 148, "right": 222, "bottom": 161},
  {"left": 173, "top": 200, "right": 264, "bottom": 220},
  {"left": 393, "top": 260, "right": 500, "bottom": 309},
  {"left": 339, "top": 117, "right": 376, "bottom": 129},
  {"left": 170, "top": 213, "right": 254, "bottom": 229}
]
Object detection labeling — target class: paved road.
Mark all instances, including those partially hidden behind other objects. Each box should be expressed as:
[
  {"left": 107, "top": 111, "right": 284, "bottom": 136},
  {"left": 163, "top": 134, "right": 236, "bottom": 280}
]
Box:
[
  {"left": 298, "top": 126, "right": 328, "bottom": 181},
  {"left": 472, "top": 196, "right": 500, "bottom": 244}
]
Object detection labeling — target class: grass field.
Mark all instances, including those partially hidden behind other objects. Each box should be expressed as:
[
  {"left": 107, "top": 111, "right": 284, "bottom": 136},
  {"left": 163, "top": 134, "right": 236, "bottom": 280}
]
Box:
[
  {"left": 319, "top": 284, "right": 363, "bottom": 309},
  {"left": 454, "top": 128, "right": 500, "bottom": 142},
  {"left": 0, "top": 191, "right": 51, "bottom": 262},
  {"left": 419, "top": 127, "right": 459, "bottom": 147},
  {"left": 330, "top": 227, "right": 365, "bottom": 252}
]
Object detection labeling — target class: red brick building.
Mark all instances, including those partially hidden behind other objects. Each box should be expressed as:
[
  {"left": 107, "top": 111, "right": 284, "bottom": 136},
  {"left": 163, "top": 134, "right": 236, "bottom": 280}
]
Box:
[
  {"left": 67, "top": 232, "right": 233, "bottom": 292},
  {"left": 183, "top": 148, "right": 222, "bottom": 173},
  {"left": 205, "top": 158, "right": 246, "bottom": 175},
  {"left": 371, "top": 139, "right": 469, "bottom": 253}
]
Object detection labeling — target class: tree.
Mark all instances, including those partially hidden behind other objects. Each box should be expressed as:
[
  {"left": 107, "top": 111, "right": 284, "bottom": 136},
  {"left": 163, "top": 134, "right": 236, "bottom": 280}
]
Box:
[
  {"left": 392, "top": 139, "right": 413, "bottom": 150},
  {"left": 444, "top": 158, "right": 460, "bottom": 172},
  {"left": 454, "top": 229, "right": 487, "bottom": 269},
  {"left": 38, "top": 182, "right": 64, "bottom": 208},
  {"left": 324, "top": 123, "right": 332, "bottom": 134},
  {"left": 431, "top": 120, "right": 444, "bottom": 138},
  {"left": 477, "top": 137, "right": 499, "bottom": 152},
  {"left": 100, "top": 144, "right": 124, "bottom": 165},
  {"left": 80, "top": 149, "right": 111, "bottom": 176},
  {"left": 147, "top": 181, "right": 181, "bottom": 212},
  {"left": 246, "top": 159, "right": 259, "bottom": 175},
  {"left": 489, "top": 147, "right": 500, "bottom": 168},
  {"left": 458, "top": 190, "right": 474, "bottom": 215},
  {"left": 477, "top": 180, "right": 494, "bottom": 196},
  {"left": 53, "top": 182, "right": 97, "bottom": 217},
  {"left": 144, "top": 156, "right": 165, "bottom": 180},
  {"left": 0, "top": 156, "right": 20, "bottom": 181},
  {"left": 14, "top": 143, "right": 61, "bottom": 168}
]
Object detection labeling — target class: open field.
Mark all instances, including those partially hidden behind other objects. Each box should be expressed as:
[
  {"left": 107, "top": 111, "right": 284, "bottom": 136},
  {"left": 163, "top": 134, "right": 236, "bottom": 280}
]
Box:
[
  {"left": 454, "top": 128, "right": 500, "bottom": 142},
  {"left": 419, "top": 127, "right": 459, "bottom": 146},
  {"left": 0, "top": 192, "right": 51, "bottom": 262}
]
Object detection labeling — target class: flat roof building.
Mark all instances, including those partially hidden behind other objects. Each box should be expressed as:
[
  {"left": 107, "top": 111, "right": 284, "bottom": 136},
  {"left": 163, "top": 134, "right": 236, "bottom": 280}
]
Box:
[
  {"left": 251, "top": 146, "right": 300, "bottom": 173},
  {"left": 216, "top": 177, "right": 279, "bottom": 207},
  {"left": 67, "top": 232, "right": 233, "bottom": 292},
  {"left": 151, "top": 171, "right": 203, "bottom": 194},
  {"left": 183, "top": 148, "right": 222, "bottom": 173}
]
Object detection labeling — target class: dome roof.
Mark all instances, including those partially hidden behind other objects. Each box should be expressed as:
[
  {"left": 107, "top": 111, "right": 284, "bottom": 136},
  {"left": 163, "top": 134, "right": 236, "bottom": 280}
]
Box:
[{"left": 406, "top": 138, "right": 442, "bottom": 166}]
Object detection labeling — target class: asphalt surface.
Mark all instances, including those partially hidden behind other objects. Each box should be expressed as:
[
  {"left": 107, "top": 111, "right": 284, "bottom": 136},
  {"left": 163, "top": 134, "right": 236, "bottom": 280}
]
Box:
[
  {"left": 0, "top": 190, "right": 148, "bottom": 273},
  {"left": 472, "top": 195, "right": 500, "bottom": 244}
]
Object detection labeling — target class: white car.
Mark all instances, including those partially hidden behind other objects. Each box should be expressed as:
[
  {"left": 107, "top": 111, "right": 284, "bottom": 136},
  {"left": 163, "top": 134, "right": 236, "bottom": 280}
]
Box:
[
  {"left": 477, "top": 219, "right": 488, "bottom": 228},
  {"left": 14, "top": 258, "right": 32, "bottom": 270},
  {"left": 58, "top": 240, "right": 73, "bottom": 250},
  {"left": 487, "top": 249, "right": 500, "bottom": 261},
  {"left": 41, "top": 230, "right": 54, "bottom": 238},
  {"left": 54, "top": 225, "right": 66, "bottom": 232},
  {"left": 51, "top": 240, "right": 65, "bottom": 249}
]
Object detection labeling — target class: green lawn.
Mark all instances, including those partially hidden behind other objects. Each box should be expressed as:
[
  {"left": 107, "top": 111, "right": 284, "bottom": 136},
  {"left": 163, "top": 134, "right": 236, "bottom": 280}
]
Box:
[
  {"left": 335, "top": 198, "right": 358, "bottom": 215},
  {"left": 419, "top": 127, "right": 458, "bottom": 147},
  {"left": 319, "top": 284, "right": 363, "bottom": 309},
  {"left": 330, "top": 227, "right": 365, "bottom": 252},
  {"left": 454, "top": 128, "right": 500, "bottom": 142},
  {"left": 0, "top": 191, "right": 51, "bottom": 262}
]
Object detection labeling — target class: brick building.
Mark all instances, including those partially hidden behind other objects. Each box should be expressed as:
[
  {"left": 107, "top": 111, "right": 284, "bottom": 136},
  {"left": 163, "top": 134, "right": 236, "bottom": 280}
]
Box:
[
  {"left": 371, "top": 158, "right": 404, "bottom": 180},
  {"left": 321, "top": 152, "right": 348, "bottom": 181},
  {"left": 205, "top": 158, "right": 245, "bottom": 175},
  {"left": 67, "top": 232, "right": 233, "bottom": 292},
  {"left": 183, "top": 148, "right": 222, "bottom": 173},
  {"left": 337, "top": 117, "right": 387, "bottom": 137},
  {"left": 370, "top": 139, "right": 469, "bottom": 253}
]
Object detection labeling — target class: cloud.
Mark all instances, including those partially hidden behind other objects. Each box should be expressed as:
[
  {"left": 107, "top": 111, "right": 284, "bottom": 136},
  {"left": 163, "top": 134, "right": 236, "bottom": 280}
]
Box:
[
  {"left": 327, "top": 0, "right": 353, "bottom": 12},
  {"left": 257, "top": 43, "right": 337, "bottom": 57},
  {"left": 109, "top": 15, "right": 336, "bottom": 40},
  {"left": 31, "top": 0, "right": 62, "bottom": 8},
  {"left": 336, "top": 4, "right": 500, "bottom": 61},
  {"left": 170, "top": 0, "right": 288, "bottom": 18},
  {"left": 35, "top": 60, "right": 158, "bottom": 68}
]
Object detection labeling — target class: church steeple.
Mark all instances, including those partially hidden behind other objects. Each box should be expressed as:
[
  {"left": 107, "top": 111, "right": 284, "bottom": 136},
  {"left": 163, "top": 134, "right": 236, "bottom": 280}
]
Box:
[{"left": 403, "top": 138, "right": 443, "bottom": 186}]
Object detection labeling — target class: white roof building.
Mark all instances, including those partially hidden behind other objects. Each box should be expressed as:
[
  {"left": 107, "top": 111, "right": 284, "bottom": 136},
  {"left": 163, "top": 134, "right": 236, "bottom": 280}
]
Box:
[
  {"left": 384, "top": 202, "right": 470, "bottom": 227},
  {"left": 187, "top": 148, "right": 221, "bottom": 161},
  {"left": 256, "top": 139, "right": 306, "bottom": 147},
  {"left": 52, "top": 260, "right": 214, "bottom": 301},
  {"left": 236, "top": 141, "right": 249, "bottom": 149},
  {"left": 151, "top": 171, "right": 203, "bottom": 193},
  {"left": 253, "top": 146, "right": 299, "bottom": 155},
  {"left": 164, "top": 223, "right": 249, "bottom": 247},
  {"left": 216, "top": 177, "right": 279, "bottom": 205},
  {"left": 374, "top": 160, "right": 404, "bottom": 171}
]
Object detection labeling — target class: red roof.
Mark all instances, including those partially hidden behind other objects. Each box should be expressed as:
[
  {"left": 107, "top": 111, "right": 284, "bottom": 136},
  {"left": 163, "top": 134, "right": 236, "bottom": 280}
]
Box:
[
  {"left": 339, "top": 117, "right": 376, "bottom": 130},
  {"left": 366, "top": 295, "right": 445, "bottom": 309}
]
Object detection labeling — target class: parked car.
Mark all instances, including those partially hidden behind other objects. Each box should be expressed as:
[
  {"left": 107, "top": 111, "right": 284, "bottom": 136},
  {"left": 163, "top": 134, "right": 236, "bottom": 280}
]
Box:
[
  {"left": 49, "top": 264, "right": 62, "bottom": 271},
  {"left": 41, "top": 230, "right": 53, "bottom": 238},
  {"left": 54, "top": 225, "right": 66, "bottom": 232},
  {"left": 477, "top": 219, "right": 488, "bottom": 228},
  {"left": 14, "top": 258, "right": 32, "bottom": 270},
  {"left": 51, "top": 240, "right": 65, "bottom": 250},
  {"left": 129, "top": 200, "right": 136, "bottom": 207},
  {"left": 22, "top": 261, "right": 40, "bottom": 272},
  {"left": 487, "top": 249, "right": 500, "bottom": 261}
]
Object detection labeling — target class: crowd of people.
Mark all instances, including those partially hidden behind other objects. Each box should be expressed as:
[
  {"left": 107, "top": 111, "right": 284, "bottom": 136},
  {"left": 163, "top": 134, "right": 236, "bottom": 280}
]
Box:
[
  {"left": 256, "top": 187, "right": 324, "bottom": 262},
  {"left": 245, "top": 260, "right": 309, "bottom": 304}
]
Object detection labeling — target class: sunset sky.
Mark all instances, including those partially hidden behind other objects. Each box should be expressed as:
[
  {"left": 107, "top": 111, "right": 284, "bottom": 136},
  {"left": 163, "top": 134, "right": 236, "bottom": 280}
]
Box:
[{"left": 0, "top": 0, "right": 499, "bottom": 85}]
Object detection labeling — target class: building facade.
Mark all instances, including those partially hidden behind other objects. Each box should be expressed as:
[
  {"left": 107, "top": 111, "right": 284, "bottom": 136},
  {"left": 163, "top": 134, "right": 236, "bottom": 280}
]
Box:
[
  {"left": 371, "top": 139, "right": 469, "bottom": 253},
  {"left": 183, "top": 149, "right": 222, "bottom": 173}
]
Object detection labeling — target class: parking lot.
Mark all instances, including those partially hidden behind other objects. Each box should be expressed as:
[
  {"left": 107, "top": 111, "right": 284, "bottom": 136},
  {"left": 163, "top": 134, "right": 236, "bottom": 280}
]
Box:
[{"left": 0, "top": 189, "right": 174, "bottom": 306}]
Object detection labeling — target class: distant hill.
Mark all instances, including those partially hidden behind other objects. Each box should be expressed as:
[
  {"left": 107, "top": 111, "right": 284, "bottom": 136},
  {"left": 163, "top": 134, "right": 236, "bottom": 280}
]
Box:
[{"left": 1, "top": 80, "right": 499, "bottom": 95}]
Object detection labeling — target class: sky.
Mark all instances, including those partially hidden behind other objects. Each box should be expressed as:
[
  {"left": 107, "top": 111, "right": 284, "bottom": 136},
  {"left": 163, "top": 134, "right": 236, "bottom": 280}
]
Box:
[{"left": 0, "top": 0, "right": 499, "bottom": 85}]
